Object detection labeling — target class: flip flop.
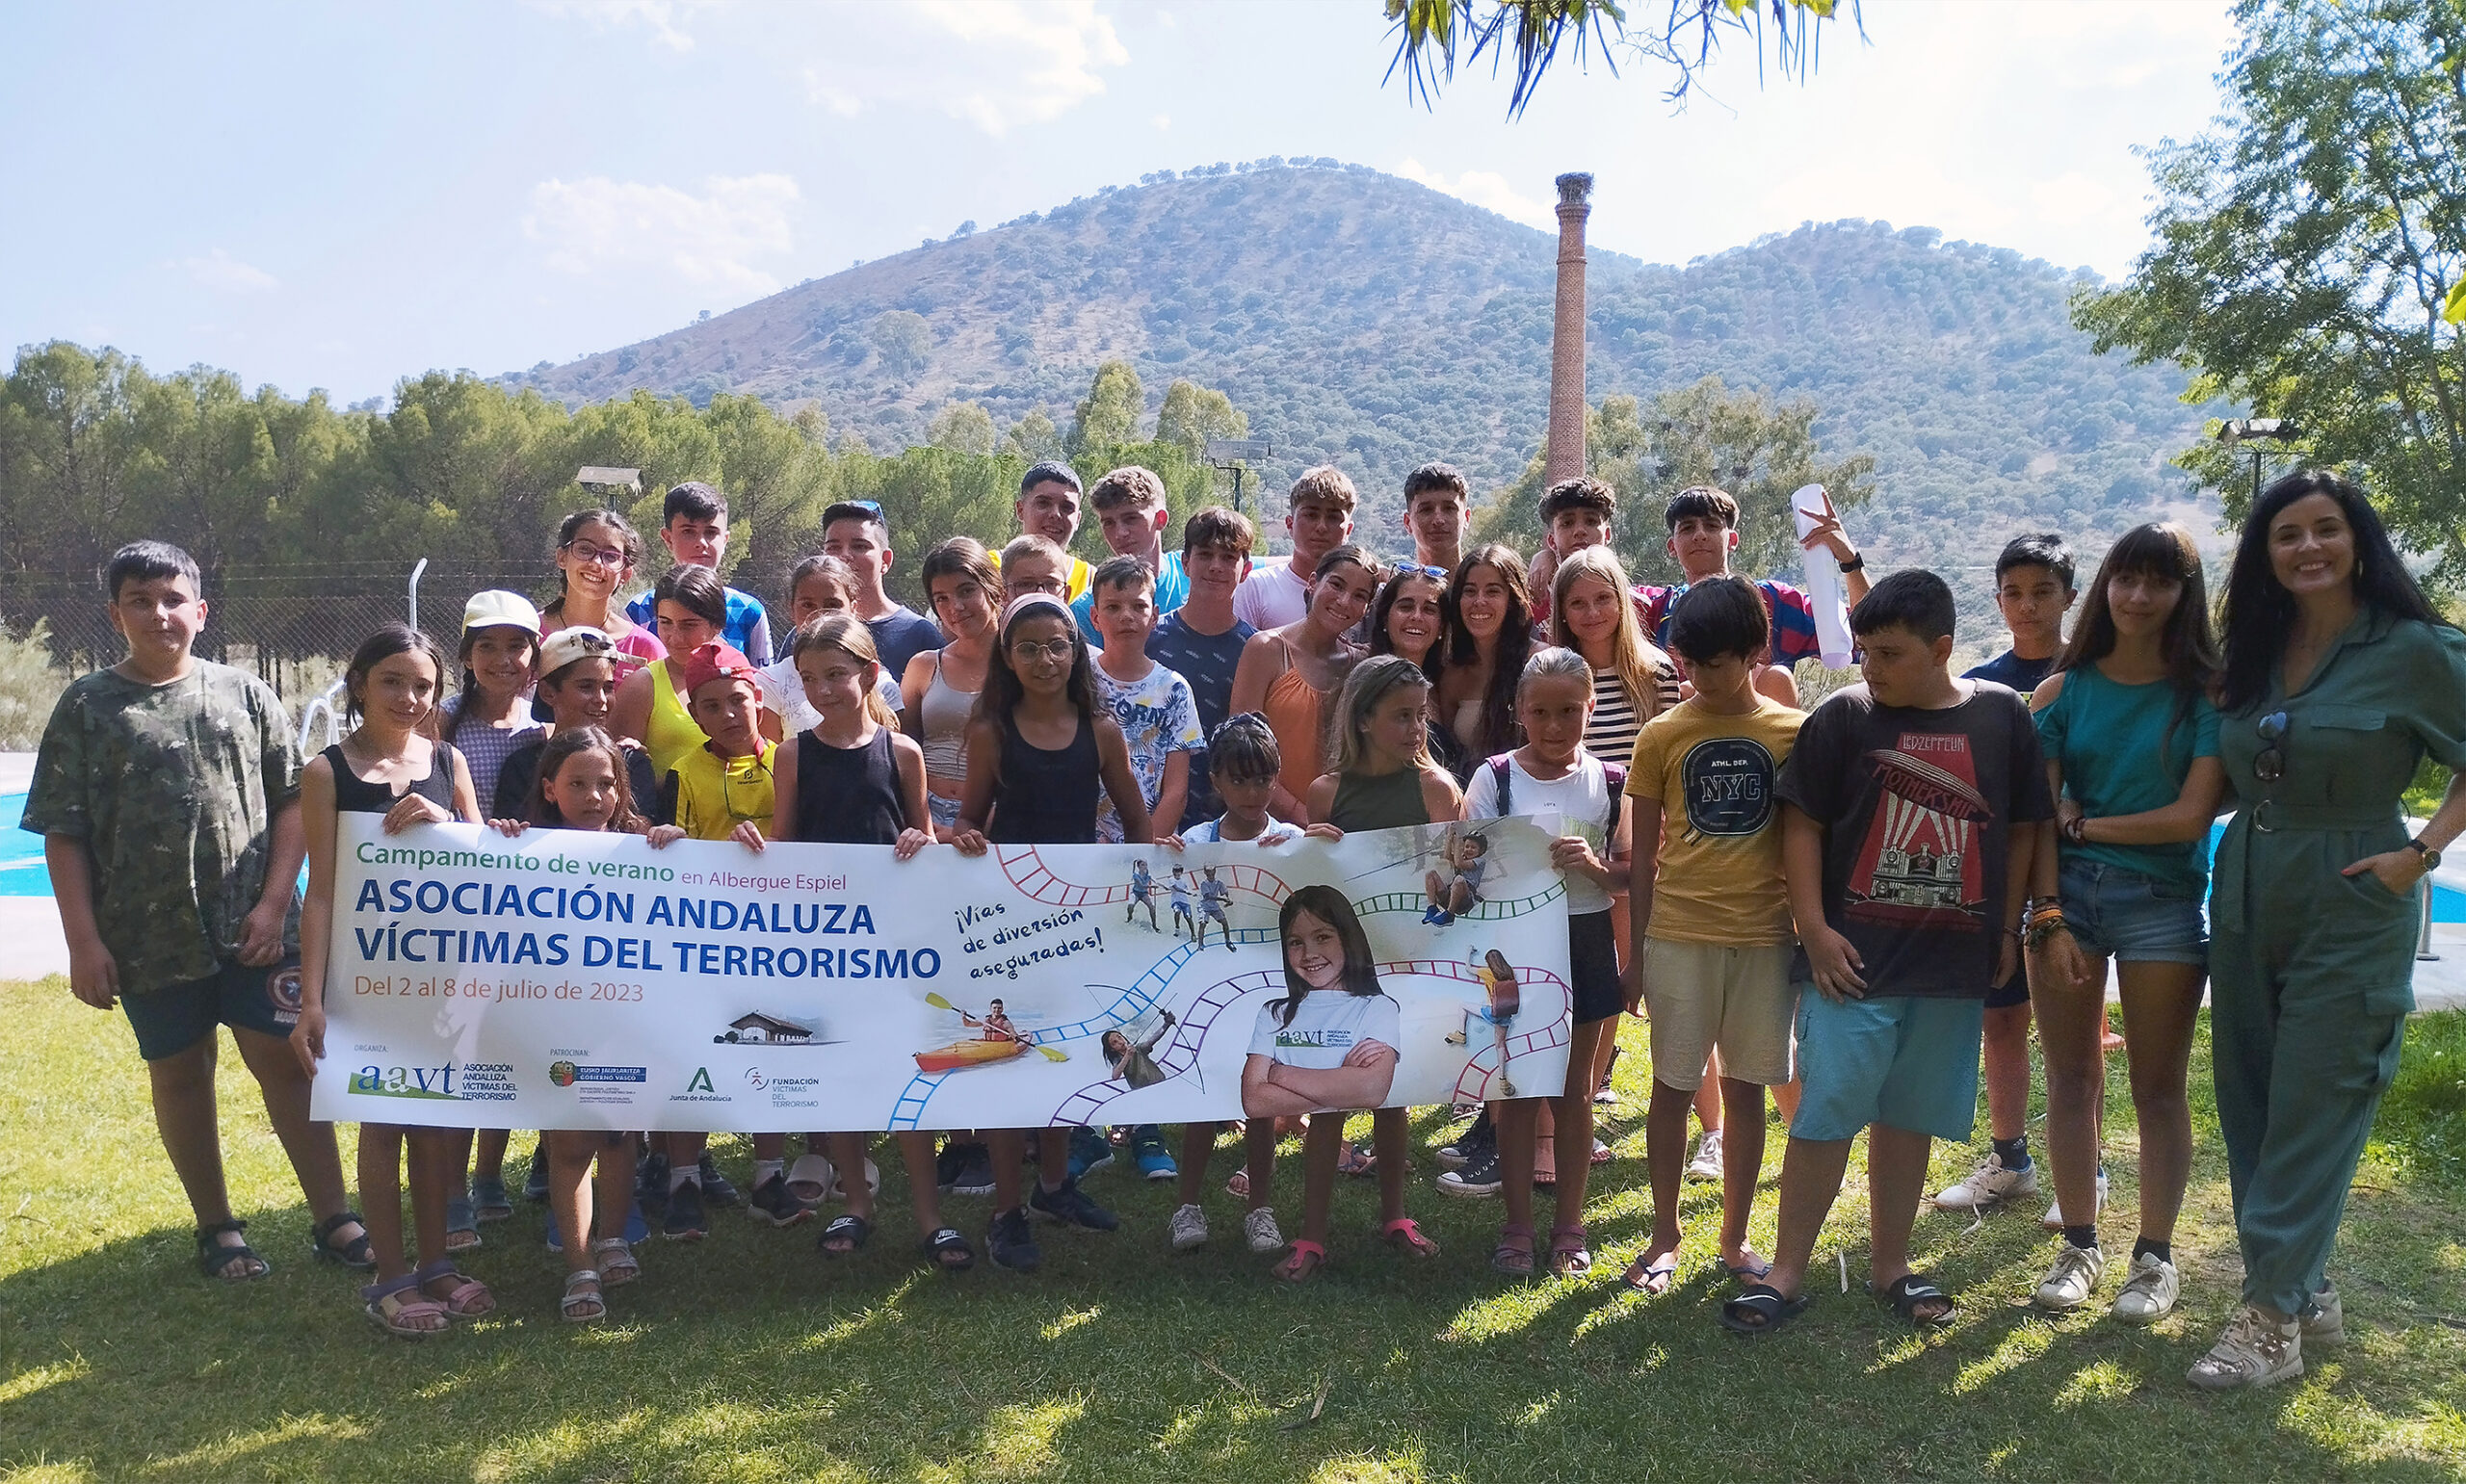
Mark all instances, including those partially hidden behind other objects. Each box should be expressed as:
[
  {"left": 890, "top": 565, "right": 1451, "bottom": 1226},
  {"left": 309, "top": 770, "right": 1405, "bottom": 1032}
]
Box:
[
  {"left": 1724, "top": 1257, "right": 1774, "bottom": 1286},
  {"left": 1381, "top": 1216, "right": 1440, "bottom": 1258},
  {"left": 1873, "top": 1271, "right": 1957, "bottom": 1327},
  {"left": 1720, "top": 1283, "right": 1810, "bottom": 1336},
  {"left": 1622, "top": 1253, "right": 1679, "bottom": 1295}
]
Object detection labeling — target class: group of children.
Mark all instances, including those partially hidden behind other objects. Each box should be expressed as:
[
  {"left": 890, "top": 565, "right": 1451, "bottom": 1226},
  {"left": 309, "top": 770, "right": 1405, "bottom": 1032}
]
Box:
[{"left": 36, "top": 456, "right": 2385, "bottom": 1391}]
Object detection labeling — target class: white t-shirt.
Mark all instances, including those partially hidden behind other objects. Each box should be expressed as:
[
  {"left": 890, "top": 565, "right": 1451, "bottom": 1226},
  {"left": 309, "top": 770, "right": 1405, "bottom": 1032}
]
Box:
[
  {"left": 1462, "top": 751, "right": 1619, "bottom": 915},
  {"left": 1246, "top": 991, "right": 1402, "bottom": 1072},
  {"left": 1093, "top": 660, "right": 1204, "bottom": 845},
  {"left": 1183, "top": 816, "right": 1301, "bottom": 845},
  {"left": 1232, "top": 561, "right": 1312, "bottom": 632},
  {"left": 755, "top": 655, "right": 902, "bottom": 738}
]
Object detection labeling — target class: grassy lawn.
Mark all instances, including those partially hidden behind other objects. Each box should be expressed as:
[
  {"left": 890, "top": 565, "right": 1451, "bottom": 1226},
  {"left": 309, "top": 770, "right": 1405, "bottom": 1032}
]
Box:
[{"left": 1, "top": 975, "right": 2460, "bottom": 1484}]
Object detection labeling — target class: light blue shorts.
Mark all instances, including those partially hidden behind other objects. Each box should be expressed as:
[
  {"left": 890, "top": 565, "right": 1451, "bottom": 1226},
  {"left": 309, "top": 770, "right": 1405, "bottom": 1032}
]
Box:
[
  {"left": 1790, "top": 988, "right": 1984, "bottom": 1145},
  {"left": 2058, "top": 856, "right": 2208, "bottom": 965}
]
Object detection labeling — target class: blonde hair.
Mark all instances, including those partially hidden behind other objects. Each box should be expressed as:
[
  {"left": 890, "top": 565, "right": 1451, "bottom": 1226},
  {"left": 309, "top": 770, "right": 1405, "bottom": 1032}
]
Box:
[
  {"left": 791, "top": 613, "right": 896, "bottom": 727},
  {"left": 999, "top": 533, "right": 1070, "bottom": 571},
  {"left": 1550, "top": 545, "right": 1671, "bottom": 724},
  {"left": 1333, "top": 654, "right": 1431, "bottom": 773}
]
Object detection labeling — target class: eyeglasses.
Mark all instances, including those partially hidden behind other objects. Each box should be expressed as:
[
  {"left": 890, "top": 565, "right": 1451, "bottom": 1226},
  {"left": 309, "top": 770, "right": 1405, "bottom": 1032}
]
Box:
[
  {"left": 564, "top": 541, "right": 629, "bottom": 568},
  {"left": 2252, "top": 711, "right": 2290, "bottom": 782},
  {"left": 1009, "top": 638, "right": 1076, "bottom": 664}
]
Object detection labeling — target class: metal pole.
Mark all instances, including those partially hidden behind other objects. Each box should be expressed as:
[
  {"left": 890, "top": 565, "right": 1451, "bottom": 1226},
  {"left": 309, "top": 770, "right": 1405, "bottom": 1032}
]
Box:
[
  {"left": 2420, "top": 886, "right": 2439, "bottom": 961},
  {"left": 408, "top": 558, "right": 430, "bottom": 630}
]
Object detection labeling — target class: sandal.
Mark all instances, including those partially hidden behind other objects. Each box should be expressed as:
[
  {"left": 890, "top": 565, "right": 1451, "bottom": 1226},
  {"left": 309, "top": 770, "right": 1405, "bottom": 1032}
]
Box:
[
  {"left": 920, "top": 1226, "right": 975, "bottom": 1271},
  {"left": 1548, "top": 1224, "right": 1592, "bottom": 1278},
  {"left": 1381, "top": 1216, "right": 1440, "bottom": 1258},
  {"left": 1274, "top": 1239, "right": 1327, "bottom": 1283},
  {"left": 1622, "top": 1251, "right": 1679, "bottom": 1295},
  {"left": 1490, "top": 1220, "right": 1536, "bottom": 1277},
  {"left": 470, "top": 1177, "right": 514, "bottom": 1223},
  {"left": 1720, "top": 1283, "right": 1810, "bottom": 1336},
  {"left": 1337, "top": 1141, "right": 1377, "bottom": 1178},
  {"left": 1724, "top": 1255, "right": 1773, "bottom": 1286},
  {"left": 590, "top": 1236, "right": 641, "bottom": 1288},
  {"left": 1223, "top": 1170, "right": 1250, "bottom": 1201},
  {"left": 444, "top": 1193, "right": 482, "bottom": 1254},
  {"left": 195, "top": 1219, "right": 270, "bottom": 1281},
  {"left": 1534, "top": 1134, "right": 1557, "bottom": 1188},
  {"left": 362, "top": 1272, "right": 451, "bottom": 1338},
  {"left": 1874, "top": 1271, "right": 1957, "bottom": 1327},
  {"left": 310, "top": 1211, "right": 376, "bottom": 1269},
  {"left": 820, "top": 1213, "right": 873, "bottom": 1257},
  {"left": 414, "top": 1259, "right": 497, "bottom": 1319},
  {"left": 560, "top": 1268, "right": 606, "bottom": 1323}
]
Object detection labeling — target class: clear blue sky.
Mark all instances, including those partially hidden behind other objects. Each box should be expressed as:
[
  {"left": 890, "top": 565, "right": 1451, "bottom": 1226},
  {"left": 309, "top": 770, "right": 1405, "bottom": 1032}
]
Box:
[{"left": 0, "top": 0, "right": 2237, "bottom": 406}]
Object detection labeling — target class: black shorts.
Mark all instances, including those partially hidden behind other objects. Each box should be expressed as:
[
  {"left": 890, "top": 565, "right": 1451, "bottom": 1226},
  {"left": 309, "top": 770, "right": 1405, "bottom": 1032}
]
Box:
[
  {"left": 1568, "top": 910, "right": 1622, "bottom": 1025},
  {"left": 1984, "top": 974, "right": 2031, "bottom": 1011},
  {"left": 122, "top": 956, "right": 303, "bottom": 1061}
]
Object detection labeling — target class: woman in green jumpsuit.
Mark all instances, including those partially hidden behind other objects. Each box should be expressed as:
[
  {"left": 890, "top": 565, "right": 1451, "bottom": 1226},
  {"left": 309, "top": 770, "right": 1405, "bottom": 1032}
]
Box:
[{"left": 2196, "top": 471, "right": 2466, "bottom": 1391}]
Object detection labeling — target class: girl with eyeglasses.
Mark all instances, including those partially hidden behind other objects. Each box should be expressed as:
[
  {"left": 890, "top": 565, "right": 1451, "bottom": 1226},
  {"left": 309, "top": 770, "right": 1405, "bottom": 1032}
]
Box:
[
  {"left": 949, "top": 594, "right": 1152, "bottom": 1273},
  {"left": 541, "top": 508, "right": 665, "bottom": 679},
  {"left": 2185, "top": 472, "right": 2466, "bottom": 1390},
  {"left": 2019, "top": 523, "right": 2223, "bottom": 1328}
]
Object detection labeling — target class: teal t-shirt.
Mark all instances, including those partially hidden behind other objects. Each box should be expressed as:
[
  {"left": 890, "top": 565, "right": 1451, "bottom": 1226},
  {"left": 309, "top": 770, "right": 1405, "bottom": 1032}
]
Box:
[{"left": 2033, "top": 664, "right": 2220, "bottom": 893}]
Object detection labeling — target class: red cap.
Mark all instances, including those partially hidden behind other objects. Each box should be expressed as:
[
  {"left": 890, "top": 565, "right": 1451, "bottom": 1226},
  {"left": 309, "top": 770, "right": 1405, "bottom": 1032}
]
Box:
[{"left": 681, "top": 640, "right": 756, "bottom": 700}]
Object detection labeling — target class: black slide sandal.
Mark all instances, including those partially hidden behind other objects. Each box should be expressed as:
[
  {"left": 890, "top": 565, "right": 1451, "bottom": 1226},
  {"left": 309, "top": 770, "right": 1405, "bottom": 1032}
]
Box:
[
  {"left": 1719, "top": 1283, "right": 1810, "bottom": 1336},
  {"left": 1875, "top": 1272, "right": 1957, "bottom": 1327},
  {"left": 921, "top": 1226, "right": 975, "bottom": 1271}
]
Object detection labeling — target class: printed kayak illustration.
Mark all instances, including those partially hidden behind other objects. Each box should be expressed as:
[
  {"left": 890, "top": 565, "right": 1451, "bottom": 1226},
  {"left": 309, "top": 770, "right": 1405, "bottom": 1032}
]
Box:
[{"left": 911, "top": 1038, "right": 1031, "bottom": 1074}]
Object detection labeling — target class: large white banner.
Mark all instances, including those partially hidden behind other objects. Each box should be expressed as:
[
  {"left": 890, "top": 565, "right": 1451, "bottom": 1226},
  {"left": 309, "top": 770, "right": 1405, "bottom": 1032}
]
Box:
[{"left": 312, "top": 815, "right": 1573, "bottom": 1132}]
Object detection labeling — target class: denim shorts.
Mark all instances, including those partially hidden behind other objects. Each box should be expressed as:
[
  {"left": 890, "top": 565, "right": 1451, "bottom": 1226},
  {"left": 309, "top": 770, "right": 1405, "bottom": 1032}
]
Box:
[
  {"left": 2058, "top": 856, "right": 2208, "bottom": 966},
  {"left": 122, "top": 955, "right": 303, "bottom": 1061},
  {"left": 1790, "top": 988, "right": 1983, "bottom": 1144}
]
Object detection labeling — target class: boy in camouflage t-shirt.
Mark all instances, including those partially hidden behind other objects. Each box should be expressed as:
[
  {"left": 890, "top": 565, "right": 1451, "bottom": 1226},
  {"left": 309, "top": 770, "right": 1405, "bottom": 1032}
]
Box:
[{"left": 24, "top": 541, "right": 362, "bottom": 1282}]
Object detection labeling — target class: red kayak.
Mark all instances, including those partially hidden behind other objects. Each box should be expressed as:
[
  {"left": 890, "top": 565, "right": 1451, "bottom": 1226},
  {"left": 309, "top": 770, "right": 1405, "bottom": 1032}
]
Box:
[{"left": 913, "top": 1038, "right": 1029, "bottom": 1074}]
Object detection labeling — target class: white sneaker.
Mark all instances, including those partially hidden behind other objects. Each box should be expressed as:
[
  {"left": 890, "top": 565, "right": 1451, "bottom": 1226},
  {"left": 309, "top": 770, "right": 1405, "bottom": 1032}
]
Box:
[
  {"left": 1684, "top": 1130, "right": 1724, "bottom": 1183},
  {"left": 1168, "top": 1203, "right": 1209, "bottom": 1251},
  {"left": 2040, "top": 1168, "right": 2110, "bottom": 1230},
  {"left": 2110, "top": 1253, "right": 2180, "bottom": 1325},
  {"left": 1932, "top": 1152, "right": 2040, "bottom": 1211},
  {"left": 2033, "top": 1243, "right": 2106, "bottom": 1311},
  {"left": 1242, "top": 1206, "right": 1284, "bottom": 1254},
  {"left": 2300, "top": 1282, "right": 2345, "bottom": 1346},
  {"left": 2188, "top": 1307, "right": 2302, "bottom": 1391}
]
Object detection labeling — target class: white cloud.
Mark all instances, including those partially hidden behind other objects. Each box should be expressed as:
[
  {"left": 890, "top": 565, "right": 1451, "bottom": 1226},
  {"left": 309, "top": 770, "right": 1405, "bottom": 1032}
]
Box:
[
  {"left": 174, "top": 248, "right": 278, "bottom": 294},
  {"left": 523, "top": 173, "right": 800, "bottom": 293},
  {"left": 1153, "top": 113, "right": 1170, "bottom": 130},
  {"left": 800, "top": 0, "right": 1129, "bottom": 136},
  {"left": 1395, "top": 158, "right": 1554, "bottom": 228},
  {"left": 2029, "top": 170, "right": 2118, "bottom": 227},
  {"left": 529, "top": 0, "right": 718, "bottom": 52}
]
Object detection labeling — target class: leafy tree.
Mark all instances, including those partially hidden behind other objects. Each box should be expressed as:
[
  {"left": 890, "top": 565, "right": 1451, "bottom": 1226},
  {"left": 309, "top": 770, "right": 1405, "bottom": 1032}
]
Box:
[
  {"left": 2073, "top": 0, "right": 2466, "bottom": 585},
  {"left": 1067, "top": 359, "right": 1145, "bottom": 454},
  {"left": 1383, "top": 0, "right": 1857, "bottom": 117},
  {"left": 928, "top": 401, "right": 999, "bottom": 456},
  {"left": 870, "top": 311, "right": 932, "bottom": 378},
  {"left": 1476, "top": 376, "right": 1875, "bottom": 586},
  {"left": 1153, "top": 378, "right": 1248, "bottom": 458},
  {"left": 1005, "top": 410, "right": 1063, "bottom": 460}
]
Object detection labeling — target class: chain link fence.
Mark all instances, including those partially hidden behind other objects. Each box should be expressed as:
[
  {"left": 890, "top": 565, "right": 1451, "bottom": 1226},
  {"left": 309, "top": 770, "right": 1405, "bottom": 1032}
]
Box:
[{"left": 0, "top": 562, "right": 573, "bottom": 747}]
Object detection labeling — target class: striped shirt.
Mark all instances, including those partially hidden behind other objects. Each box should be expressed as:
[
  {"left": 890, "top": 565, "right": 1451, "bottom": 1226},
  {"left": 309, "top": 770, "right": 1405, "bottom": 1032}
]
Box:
[{"left": 1584, "top": 663, "right": 1680, "bottom": 767}]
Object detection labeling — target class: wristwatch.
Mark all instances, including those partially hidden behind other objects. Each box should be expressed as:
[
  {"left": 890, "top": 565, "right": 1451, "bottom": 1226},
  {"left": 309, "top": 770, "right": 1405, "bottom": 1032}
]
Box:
[
  {"left": 2407, "top": 837, "right": 2444, "bottom": 871},
  {"left": 1837, "top": 553, "right": 1865, "bottom": 574}
]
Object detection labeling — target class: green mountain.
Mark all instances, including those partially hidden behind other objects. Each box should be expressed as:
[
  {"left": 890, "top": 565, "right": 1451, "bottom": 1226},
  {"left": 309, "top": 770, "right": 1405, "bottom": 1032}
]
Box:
[{"left": 528, "top": 160, "right": 2217, "bottom": 572}]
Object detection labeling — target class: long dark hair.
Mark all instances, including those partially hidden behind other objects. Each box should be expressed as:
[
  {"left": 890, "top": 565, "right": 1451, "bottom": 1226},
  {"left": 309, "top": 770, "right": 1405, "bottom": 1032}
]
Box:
[
  {"left": 653, "top": 563, "right": 730, "bottom": 632},
  {"left": 972, "top": 596, "right": 1099, "bottom": 791},
  {"left": 342, "top": 623, "right": 453, "bottom": 731},
  {"left": 525, "top": 725, "right": 646, "bottom": 832},
  {"left": 1369, "top": 566, "right": 1447, "bottom": 684},
  {"left": 1444, "top": 543, "right": 1534, "bottom": 756},
  {"left": 2053, "top": 523, "right": 2218, "bottom": 768},
  {"left": 1270, "top": 884, "right": 1383, "bottom": 1028},
  {"left": 443, "top": 606, "right": 539, "bottom": 744},
  {"left": 542, "top": 508, "right": 642, "bottom": 621},
  {"left": 2217, "top": 470, "right": 2441, "bottom": 713}
]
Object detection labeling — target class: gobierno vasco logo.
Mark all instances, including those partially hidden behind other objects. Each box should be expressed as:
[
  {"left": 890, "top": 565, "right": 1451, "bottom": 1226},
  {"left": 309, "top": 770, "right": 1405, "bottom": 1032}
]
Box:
[{"left": 548, "top": 1060, "right": 646, "bottom": 1087}]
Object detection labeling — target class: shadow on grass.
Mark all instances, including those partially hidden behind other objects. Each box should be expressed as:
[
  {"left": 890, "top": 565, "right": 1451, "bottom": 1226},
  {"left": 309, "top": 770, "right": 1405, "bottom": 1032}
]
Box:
[{"left": 0, "top": 1003, "right": 2462, "bottom": 1482}]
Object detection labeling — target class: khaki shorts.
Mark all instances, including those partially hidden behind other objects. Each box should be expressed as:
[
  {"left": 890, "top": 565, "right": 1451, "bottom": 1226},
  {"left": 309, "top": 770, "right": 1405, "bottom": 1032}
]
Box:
[{"left": 1639, "top": 937, "right": 1796, "bottom": 1090}]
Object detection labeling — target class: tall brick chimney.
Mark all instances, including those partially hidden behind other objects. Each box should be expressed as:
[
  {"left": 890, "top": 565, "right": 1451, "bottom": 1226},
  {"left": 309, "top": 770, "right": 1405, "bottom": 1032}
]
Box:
[{"left": 1544, "top": 171, "right": 1594, "bottom": 484}]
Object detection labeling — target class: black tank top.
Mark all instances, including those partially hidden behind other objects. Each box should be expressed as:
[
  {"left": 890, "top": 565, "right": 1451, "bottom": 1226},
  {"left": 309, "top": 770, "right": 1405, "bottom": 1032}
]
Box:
[
  {"left": 795, "top": 728, "right": 906, "bottom": 845},
  {"left": 987, "top": 712, "right": 1099, "bottom": 846},
  {"left": 324, "top": 742, "right": 461, "bottom": 816}
]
